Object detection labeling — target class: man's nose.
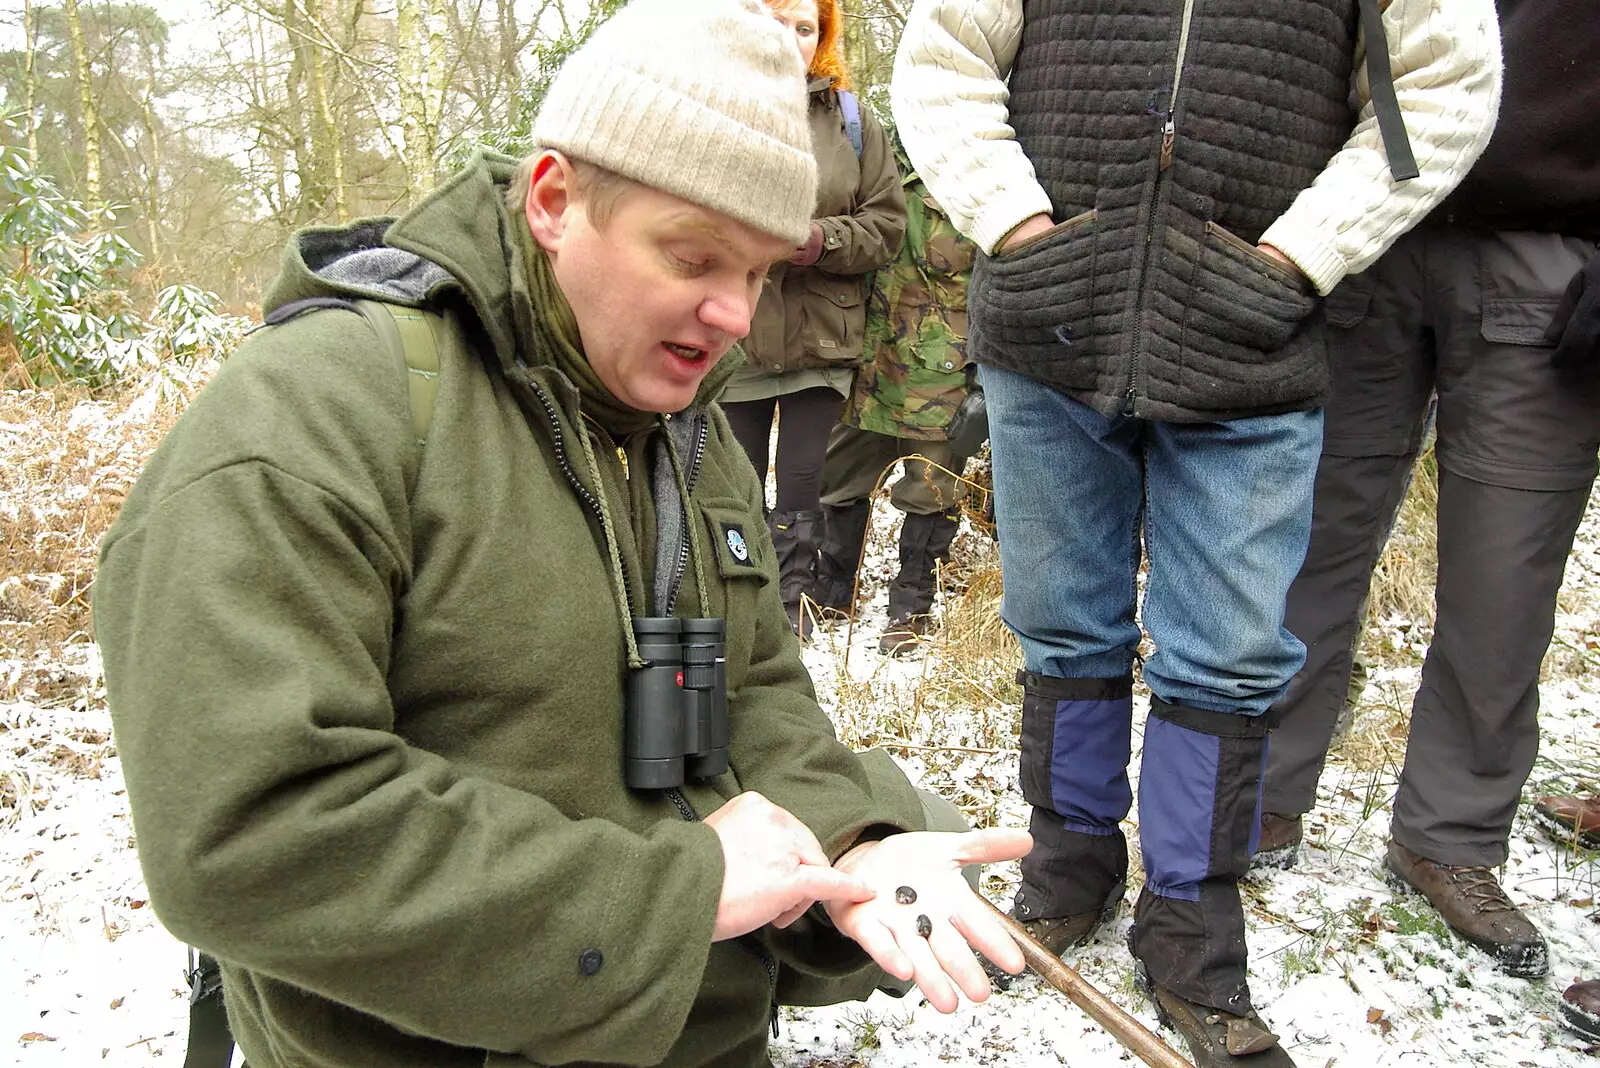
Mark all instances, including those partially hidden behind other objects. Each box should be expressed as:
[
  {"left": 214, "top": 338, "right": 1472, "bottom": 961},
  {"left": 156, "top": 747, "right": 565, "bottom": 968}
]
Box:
[{"left": 701, "top": 287, "right": 755, "bottom": 340}]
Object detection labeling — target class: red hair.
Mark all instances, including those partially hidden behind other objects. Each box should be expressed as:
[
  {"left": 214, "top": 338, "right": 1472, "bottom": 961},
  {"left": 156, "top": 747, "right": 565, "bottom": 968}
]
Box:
[{"left": 772, "top": 0, "right": 850, "bottom": 90}]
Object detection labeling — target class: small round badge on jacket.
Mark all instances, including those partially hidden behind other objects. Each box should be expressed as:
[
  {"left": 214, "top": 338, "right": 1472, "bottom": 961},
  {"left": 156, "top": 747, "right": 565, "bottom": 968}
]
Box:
[{"left": 726, "top": 527, "right": 750, "bottom": 562}]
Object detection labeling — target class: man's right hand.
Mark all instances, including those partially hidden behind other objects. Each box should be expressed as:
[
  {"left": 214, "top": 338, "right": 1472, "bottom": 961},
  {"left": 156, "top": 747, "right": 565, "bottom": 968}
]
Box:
[
  {"left": 704, "top": 791, "right": 874, "bottom": 942},
  {"left": 996, "top": 213, "right": 1056, "bottom": 255}
]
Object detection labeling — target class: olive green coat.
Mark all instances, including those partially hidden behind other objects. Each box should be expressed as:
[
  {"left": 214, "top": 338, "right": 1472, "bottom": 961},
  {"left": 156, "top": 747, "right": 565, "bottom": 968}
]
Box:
[
  {"left": 736, "top": 80, "right": 907, "bottom": 384},
  {"left": 93, "top": 153, "right": 925, "bottom": 1068},
  {"left": 842, "top": 163, "right": 977, "bottom": 441}
]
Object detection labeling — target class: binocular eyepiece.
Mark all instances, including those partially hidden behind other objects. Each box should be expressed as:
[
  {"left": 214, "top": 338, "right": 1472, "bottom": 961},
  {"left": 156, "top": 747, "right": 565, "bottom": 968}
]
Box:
[{"left": 625, "top": 617, "right": 730, "bottom": 789}]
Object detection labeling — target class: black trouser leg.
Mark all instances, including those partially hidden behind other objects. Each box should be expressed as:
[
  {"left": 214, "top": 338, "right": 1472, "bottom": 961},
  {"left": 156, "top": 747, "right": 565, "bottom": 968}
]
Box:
[
  {"left": 1265, "top": 449, "right": 1419, "bottom": 815},
  {"left": 1392, "top": 470, "right": 1593, "bottom": 865},
  {"left": 886, "top": 509, "right": 960, "bottom": 624}
]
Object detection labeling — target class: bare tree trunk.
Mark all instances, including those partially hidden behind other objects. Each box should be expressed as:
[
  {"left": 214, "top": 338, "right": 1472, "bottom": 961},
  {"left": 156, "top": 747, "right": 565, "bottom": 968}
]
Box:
[
  {"left": 282, "top": 0, "right": 322, "bottom": 223},
  {"left": 303, "top": 0, "right": 347, "bottom": 221},
  {"left": 64, "top": 0, "right": 103, "bottom": 206},
  {"left": 396, "top": 0, "right": 429, "bottom": 200},
  {"left": 139, "top": 23, "right": 163, "bottom": 262},
  {"left": 424, "top": 0, "right": 448, "bottom": 182},
  {"left": 22, "top": 0, "right": 39, "bottom": 162}
]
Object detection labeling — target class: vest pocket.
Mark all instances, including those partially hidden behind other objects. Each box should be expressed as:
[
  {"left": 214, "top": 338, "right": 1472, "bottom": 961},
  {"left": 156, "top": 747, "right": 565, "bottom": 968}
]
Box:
[
  {"left": 996, "top": 208, "right": 1097, "bottom": 259},
  {"left": 1185, "top": 221, "right": 1317, "bottom": 358},
  {"left": 971, "top": 209, "right": 1099, "bottom": 376}
]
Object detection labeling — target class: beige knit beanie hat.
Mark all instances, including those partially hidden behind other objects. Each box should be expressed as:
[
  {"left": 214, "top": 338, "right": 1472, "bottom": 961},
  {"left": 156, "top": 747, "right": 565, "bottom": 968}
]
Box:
[{"left": 531, "top": 0, "right": 817, "bottom": 245}]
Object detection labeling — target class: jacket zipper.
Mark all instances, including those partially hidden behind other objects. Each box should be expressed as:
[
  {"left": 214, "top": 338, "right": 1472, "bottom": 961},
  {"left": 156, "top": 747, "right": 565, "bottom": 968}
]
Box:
[
  {"left": 662, "top": 415, "right": 711, "bottom": 618},
  {"left": 665, "top": 419, "right": 778, "bottom": 1030},
  {"left": 526, "top": 379, "right": 637, "bottom": 610},
  {"left": 1125, "top": 0, "right": 1198, "bottom": 416},
  {"left": 529, "top": 384, "right": 776, "bottom": 1028},
  {"left": 664, "top": 782, "right": 781, "bottom": 1036}
]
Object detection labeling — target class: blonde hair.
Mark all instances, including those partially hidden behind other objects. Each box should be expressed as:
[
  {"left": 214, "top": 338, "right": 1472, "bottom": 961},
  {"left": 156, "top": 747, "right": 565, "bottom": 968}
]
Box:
[{"left": 506, "top": 153, "right": 641, "bottom": 228}]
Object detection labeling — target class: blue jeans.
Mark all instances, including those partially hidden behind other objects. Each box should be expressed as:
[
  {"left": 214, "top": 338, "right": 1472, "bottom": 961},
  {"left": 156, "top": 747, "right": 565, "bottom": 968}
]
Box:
[{"left": 983, "top": 364, "right": 1322, "bottom": 715}]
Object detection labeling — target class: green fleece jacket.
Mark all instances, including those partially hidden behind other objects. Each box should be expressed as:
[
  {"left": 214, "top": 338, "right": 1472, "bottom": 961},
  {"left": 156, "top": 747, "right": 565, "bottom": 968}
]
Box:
[{"left": 94, "top": 152, "right": 926, "bottom": 1068}]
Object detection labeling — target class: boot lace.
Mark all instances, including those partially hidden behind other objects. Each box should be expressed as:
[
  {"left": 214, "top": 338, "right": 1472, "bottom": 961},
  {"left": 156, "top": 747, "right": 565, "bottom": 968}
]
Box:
[{"left": 1441, "top": 864, "right": 1515, "bottom": 913}]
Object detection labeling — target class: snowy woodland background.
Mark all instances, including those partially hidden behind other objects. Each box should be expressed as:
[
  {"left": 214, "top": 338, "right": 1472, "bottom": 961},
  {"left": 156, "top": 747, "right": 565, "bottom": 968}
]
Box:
[{"left": 2, "top": 0, "right": 1598, "bottom": 1065}]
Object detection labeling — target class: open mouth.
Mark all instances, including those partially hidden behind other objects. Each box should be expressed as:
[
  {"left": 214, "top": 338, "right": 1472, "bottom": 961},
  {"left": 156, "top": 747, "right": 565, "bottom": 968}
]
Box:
[{"left": 665, "top": 342, "right": 706, "bottom": 361}]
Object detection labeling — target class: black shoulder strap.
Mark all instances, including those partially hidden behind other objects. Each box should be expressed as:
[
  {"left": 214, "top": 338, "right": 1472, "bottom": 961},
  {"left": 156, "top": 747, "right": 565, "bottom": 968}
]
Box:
[
  {"left": 1358, "top": 0, "right": 1419, "bottom": 182},
  {"left": 182, "top": 951, "right": 233, "bottom": 1068}
]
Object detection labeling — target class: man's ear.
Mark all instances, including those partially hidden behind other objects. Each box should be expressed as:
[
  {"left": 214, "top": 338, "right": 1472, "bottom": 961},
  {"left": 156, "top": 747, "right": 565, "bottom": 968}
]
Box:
[{"left": 524, "top": 150, "right": 576, "bottom": 252}]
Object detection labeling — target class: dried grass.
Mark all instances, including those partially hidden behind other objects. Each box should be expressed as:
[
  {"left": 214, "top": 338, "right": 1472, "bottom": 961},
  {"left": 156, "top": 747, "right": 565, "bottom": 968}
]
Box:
[
  {"left": 1365, "top": 448, "right": 1439, "bottom": 632},
  {"left": 0, "top": 380, "right": 197, "bottom": 699}
]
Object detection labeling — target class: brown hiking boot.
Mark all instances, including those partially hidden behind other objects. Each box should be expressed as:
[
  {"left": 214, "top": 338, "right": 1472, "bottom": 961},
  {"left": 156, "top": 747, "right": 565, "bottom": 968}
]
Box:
[
  {"left": 878, "top": 613, "right": 931, "bottom": 656},
  {"left": 1533, "top": 795, "right": 1600, "bottom": 851},
  {"left": 1561, "top": 979, "right": 1600, "bottom": 1042},
  {"left": 983, "top": 889, "right": 1122, "bottom": 991},
  {"left": 1383, "top": 840, "right": 1548, "bottom": 978},
  {"left": 1250, "top": 813, "right": 1303, "bottom": 871},
  {"left": 1145, "top": 980, "right": 1296, "bottom": 1065}
]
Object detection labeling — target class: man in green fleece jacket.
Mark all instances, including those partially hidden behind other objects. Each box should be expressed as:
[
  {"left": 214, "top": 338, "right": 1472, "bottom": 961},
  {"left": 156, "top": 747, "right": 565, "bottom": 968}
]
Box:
[{"left": 91, "top": 1, "right": 1032, "bottom": 1066}]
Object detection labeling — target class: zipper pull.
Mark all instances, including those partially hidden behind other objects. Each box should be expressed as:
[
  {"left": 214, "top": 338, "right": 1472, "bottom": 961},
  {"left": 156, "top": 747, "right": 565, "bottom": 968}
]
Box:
[
  {"left": 1123, "top": 387, "right": 1138, "bottom": 417},
  {"left": 1159, "top": 120, "right": 1176, "bottom": 172},
  {"left": 616, "top": 445, "right": 629, "bottom": 480}
]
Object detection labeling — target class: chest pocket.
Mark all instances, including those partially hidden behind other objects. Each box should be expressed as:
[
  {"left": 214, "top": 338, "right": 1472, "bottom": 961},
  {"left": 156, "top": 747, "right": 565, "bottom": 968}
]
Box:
[
  {"left": 699, "top": 499, "right": 773, "bottom": 585},
  {"left": 697, "top": 499, "right": 776, "bottom": 675}
]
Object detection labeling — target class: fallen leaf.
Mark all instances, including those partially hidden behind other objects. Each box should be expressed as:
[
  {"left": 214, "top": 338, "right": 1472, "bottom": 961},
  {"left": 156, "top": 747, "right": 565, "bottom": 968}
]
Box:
[
  {"left": 1367, "top": 1008, "right": 1385, "bottom": 1024},
  {"left": 127, "top": 898, "right": 146, "bottom": 909},
  {"left": 110, "top": 997, "right": 124, "bottom": 1010},
  {"left": 20, "top": 1032, "right": 58, "bottom": 1042}
]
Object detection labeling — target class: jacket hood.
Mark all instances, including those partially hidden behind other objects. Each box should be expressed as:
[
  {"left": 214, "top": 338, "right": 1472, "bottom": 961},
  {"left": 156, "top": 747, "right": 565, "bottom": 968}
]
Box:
[
  {"left": 261, "top": 150, "right": 743, "bottom": 408},
  {"left": 263, "top": 151, "right": 530, "bottom": 376}
]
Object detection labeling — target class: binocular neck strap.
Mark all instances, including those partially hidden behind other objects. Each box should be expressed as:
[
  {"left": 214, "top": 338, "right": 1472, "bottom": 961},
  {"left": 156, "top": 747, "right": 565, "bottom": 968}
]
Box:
[{"left": 572, "top": 407, "right": 647, "bottom": 669}]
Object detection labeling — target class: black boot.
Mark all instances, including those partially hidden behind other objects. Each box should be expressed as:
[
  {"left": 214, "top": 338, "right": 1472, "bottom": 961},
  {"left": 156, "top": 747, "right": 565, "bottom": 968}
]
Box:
[
  {"left": 768, "top": 509, "right": 822, "bottom": 639},
  {"left": 814, "top": 500, "right": 871, "bottom": 618},
  {"left": 880, "top": 509, "right": 960, "bottom": 655}
]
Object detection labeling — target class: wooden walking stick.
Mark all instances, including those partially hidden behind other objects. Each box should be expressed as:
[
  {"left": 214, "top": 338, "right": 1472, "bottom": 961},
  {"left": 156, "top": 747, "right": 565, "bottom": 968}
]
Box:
[{"left": 980, "top": 896, "right": 1193, "bottom": 1068}]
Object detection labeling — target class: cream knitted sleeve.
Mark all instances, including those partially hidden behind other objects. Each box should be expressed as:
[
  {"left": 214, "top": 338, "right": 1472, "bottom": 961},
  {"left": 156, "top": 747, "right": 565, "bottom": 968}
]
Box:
[
  {"left": 1260, "top": 0, "right": 1503, "bottom": 295},
  {"left": 891, "top": 0, "right": 1047, "bottom": 255}
]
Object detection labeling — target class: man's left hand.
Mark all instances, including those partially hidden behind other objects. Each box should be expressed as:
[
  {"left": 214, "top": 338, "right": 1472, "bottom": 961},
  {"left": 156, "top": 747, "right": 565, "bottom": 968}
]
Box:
[{"left": 823, "top": 828, "right": 1033, "bottom": 1012}]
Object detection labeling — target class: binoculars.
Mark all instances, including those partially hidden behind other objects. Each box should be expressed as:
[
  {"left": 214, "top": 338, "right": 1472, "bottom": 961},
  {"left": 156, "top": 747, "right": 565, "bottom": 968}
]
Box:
[{"left": 625, "top": 617, "right": 730, "bottom": 789}]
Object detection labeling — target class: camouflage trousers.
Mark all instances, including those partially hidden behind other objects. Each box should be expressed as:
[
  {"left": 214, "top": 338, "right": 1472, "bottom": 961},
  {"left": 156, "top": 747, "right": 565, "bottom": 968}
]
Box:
[{"left": 820, "top": 425, "right": 969, "bottom": 516}]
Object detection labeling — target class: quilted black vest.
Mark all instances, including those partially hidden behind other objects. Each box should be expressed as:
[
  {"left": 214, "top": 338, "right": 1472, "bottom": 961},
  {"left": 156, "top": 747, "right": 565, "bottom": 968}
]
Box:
[{"left": 968, "top": 0, "right": 1358, "bottom": 421}]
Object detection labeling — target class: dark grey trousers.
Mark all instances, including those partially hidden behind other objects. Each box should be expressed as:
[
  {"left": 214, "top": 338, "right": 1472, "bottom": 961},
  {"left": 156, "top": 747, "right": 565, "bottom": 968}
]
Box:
[{"left": 1264, "top": 223, "right": 1600, "bottom": 866}]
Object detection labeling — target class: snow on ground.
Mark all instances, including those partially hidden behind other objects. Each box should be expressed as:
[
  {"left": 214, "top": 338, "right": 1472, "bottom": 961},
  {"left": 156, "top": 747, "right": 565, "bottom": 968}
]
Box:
[{"left": 2, "top": 415, "right": 1598, "bottom": 1066}]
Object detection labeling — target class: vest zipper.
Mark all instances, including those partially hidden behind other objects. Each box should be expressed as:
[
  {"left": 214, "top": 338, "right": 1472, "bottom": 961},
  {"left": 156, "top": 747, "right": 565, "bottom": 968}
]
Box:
[
  {"left": 1160, "top": 0, "right": 1197, "bottom": 172},
  {"left": 666, "top": 787, "right": 697, "bottom": 822},
  {"left": 1126, "top": 0, "right": 1198, "bottom": 416}
]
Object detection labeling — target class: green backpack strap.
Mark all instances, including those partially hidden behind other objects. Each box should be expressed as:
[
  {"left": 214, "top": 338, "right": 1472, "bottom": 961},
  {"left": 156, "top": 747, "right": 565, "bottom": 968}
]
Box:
[{"left": 352, "top": 299, "right": 441, "bottom": 448}]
